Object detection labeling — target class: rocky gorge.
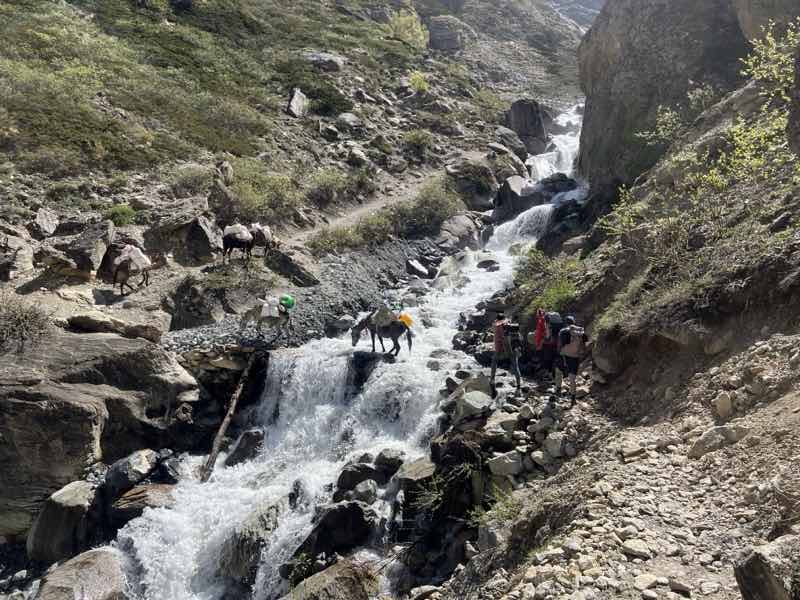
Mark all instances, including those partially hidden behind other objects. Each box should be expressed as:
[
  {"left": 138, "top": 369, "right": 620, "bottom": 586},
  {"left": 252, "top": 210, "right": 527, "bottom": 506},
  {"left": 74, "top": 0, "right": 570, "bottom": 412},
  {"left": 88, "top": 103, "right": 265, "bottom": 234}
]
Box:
[{"left": 2, "top": 1, "right": 800, "bottom": 600}]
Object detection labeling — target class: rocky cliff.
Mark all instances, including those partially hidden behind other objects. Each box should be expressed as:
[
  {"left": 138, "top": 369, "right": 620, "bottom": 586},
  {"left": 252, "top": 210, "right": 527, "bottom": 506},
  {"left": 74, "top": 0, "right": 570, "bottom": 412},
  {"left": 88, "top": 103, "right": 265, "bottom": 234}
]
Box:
[
  {"left": 577, "top": 0, "right": 749, "bottom": 186},
  {"left": 791, "top": 45, "right": 800, "bottom": 154},
  {"left": 732, "top": 0, "right": 800, "bottom": 39}
]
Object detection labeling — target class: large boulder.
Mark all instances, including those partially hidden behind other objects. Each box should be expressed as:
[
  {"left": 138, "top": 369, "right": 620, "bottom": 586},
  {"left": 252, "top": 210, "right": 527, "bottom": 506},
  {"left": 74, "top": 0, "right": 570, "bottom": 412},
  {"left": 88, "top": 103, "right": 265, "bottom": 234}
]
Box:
[
  {"left": 455, "top": 391, "right": 493, "bottom": 422},
  {"left": 0, "top": 331, "right": 199, "bottom": 538},
  {"left": 445, "top": 160, "right": 499, "bottom": 211},
  {"left": 688, "top": 424, "right": 751, "bottom": 459},
  {"left": 219, "top": 502, "right": 283, "bottom": 585},
  {"left": 104, "top": 449, "right": 159, "bottom": 498},
  {"left": 279, "top": 560, "right": 378, "bottom": 600},
  {"left": 264, "top": 248, "right": 320, "bottom": 287},
  {"left": 495, "top": 126, "right": 528, "bottom": 161},
  {"left": 506, "top": 99, "right": 549, "bottom": 155},
  {"left": 578, "top": 0, "right": 749, "bottom": 185},
  {"left": 394, "top": 456, "right": 436, "bottom": 493},
  {"left": 337, "top": 462, "right": 387, "bottom": 490},
  {"left": 224, "top": 428, "right": 265, "bottom": 467},
  {"left": 68, "top": 311, "right": 164, "bottom": 343},
  {"left": 109, "top": 484, "right": 175, "bottom": 530},
  {"left": 428, "top": 15, "right": 475, "bottom": 52},
  {"left": 144, "top": 198, "right": 221, "bottom": 264},
  {"left": 435, "top": 214, "right": 482, "bottom": 253},
  {"left": 732, "top": 0, "right": 800, "bottom": 40},
  {"left": 32, "top": 547, "right": 130, "bottom": 600},
  {"left": 294, "top": 501, "right": 378, "bottom": 559},
  {"left": 302, "top": 50, "right": 346, "bottom": 72},
  {"left": 28, "top": 207, "right": 59, "bottom": 239},
  {"left": 43, "top": 221, "right": 116, "bottom": 277},
  {"left": 26, "top": 481, "right": 98, "bottom": 563},
  {"left": 734, "top": 534, "right": 800, "bottom": 600}
]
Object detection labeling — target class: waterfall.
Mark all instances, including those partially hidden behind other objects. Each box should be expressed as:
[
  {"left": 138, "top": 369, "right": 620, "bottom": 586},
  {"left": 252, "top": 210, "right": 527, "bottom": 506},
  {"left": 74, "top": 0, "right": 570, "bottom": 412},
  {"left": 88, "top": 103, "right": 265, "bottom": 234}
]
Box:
[
  {"left": 116, "top": 106, "right": 584, "bottom": 600},
  {"left": 525, "top": 105, "right": 583, "bottom": 181}
]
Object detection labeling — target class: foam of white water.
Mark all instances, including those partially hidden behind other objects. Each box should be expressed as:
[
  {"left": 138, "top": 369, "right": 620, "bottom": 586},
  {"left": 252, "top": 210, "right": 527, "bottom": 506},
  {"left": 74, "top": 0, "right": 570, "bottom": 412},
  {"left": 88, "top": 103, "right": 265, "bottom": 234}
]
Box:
[
  {"left": 116, "top": 106, "right": 584, "bottom": 600},
  {"left": 526, "top": 105, "right": 583, "bottom": 181}
]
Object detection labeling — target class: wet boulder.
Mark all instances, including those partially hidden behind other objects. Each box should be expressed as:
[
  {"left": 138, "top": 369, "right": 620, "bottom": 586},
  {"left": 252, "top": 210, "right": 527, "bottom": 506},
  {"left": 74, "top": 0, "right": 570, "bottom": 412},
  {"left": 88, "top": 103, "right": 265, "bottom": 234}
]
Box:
[
  {"left": 375, "top": 448, "right": 405, "bottom": 478},
  {"left": 436, "top": 214, "right": 482, "bottom": 253},
  {"left": 406, "top": 258, "right": 434, "bottom": 279},
  {"left": 32, "top": 547, "right": 131, "bottom": 600},
  {"left": 493, "top": 173, "right": 577, "bottom": 224},
  {"left": 279, "top": 560, "right": 378, "bottom": 600},
  {"left": 224, "top": 428, "right": 265, "bottom": 467},
  {"left": 506, "top": 99, "right": 548, "bottom": 155},
  {"left": 337, "top": 462, "right": 387, "bottom": 491},
  {"left": 26, "top": 481, "right": 98, "bottom": 563},
  {"left": 104, "top": 449, "right": 159, "bottom": 498},
  {"left": 734, "top": 533, "right": 800, "bottom": 600},
  {"left": 110, "top": 484, "right": 174, "bottom": 531},
  {"left": 350, "top": 479, "right": 378, "bottom": 504},
  {"left": 219, "top": 502, "right": 283, "bottom": 585},
  {"left": 294, "top": 501, "right": 378, "bottom": 559},
  {"left": 394, "top": 456, "right": 436, "bottom": 493}
]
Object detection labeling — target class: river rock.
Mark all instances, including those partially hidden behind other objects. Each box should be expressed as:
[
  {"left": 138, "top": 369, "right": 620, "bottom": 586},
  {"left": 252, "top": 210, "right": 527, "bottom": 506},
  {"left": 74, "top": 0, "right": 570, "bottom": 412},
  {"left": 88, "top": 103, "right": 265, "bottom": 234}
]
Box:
[
  {"left": 375, "top": 448, "right": 405, "bottom": 478},
  {"left": 110, "top": 484, "right": 174, "bottom": 531},
  {"left": 436, "top": 214, "right": 481, "bottom": 252},
  {"left": 394, "top": 456, "right": 436, "bottom": 492},
  {"left": 350, "top": 479, "right": 378, "bottom": 504},
  {"left": 493, "top": 174, "right": 577, "bottom": 224},
  {"left": 104, "top": 449, "right": 159, "bottom": 499},
  {"left": 26, "top": 481, "right": 98, "bottom": 563},
  {"left": 279, "top": 560, "right": 378, "bottom": 600},
  {"left": 219, "top": 502, "right": 283, "bottom": 585},
  {"left": 337, "top": 462, "right": 387, "bottom": 491},
  {"left": 295, "top": 501, "right": 378, "bottom": 559},
  {"left": 455, "top": 391, "right": 493, "bottom": 422},
  {"left": 32, "top": 547, "right": 131, "bottom": 600},
  {"left": 224, "top": 428, "right": 265, "bottom": 467}
]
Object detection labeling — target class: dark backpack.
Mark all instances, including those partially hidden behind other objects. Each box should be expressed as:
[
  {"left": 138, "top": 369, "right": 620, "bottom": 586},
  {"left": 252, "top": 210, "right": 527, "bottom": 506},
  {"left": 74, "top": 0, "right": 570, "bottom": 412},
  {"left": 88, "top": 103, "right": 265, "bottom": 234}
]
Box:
[{"left": 545, "top": 312, "right": 564, "bottom": 341}]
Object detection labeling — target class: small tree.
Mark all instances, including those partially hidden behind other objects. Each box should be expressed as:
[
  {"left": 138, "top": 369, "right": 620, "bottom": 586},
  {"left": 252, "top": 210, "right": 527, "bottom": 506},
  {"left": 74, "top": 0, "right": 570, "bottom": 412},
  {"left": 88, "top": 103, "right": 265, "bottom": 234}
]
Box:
[
  {"left": 741, "top": 18, "right": 800, "bottom": 103},
  {"left": 635, "top": 105, "right": 684, "bottom": 147}
]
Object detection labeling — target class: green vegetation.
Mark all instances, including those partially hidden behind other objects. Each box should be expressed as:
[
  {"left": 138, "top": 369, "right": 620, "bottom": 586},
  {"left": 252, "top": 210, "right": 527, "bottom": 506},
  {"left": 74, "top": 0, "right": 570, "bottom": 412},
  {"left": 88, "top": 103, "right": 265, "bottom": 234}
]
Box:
[
  {"left": 103, "top": 204, "right": 137, "bottom": 226},
  {"left": 0, "top": 292, "right": 52, "bottom": 355},
  {"left": 403, "top": 129, "right": 435, "bottom": 161},
  {"left": 170, "top": 163, "right": 215, "bottom": 198},
  {"left": 306, "top": 168, "right": 349, "bottom": 207},
  {"left": 385, "top": 7, "right": 429, "bottom": 49},
  {"left": 635, "top": 105, "right": 684, "bottom": 148},
  {"left": 306, "top": 179, "right": 461, "bottom": 255},
  {"left": 468, "top": 484, "right": 523, "bottom": 528},
  {"left": 0, "top": 0, "right": 423, "bottom": 177},
  {"left": 596, "top": 20, "right": 800, "bottom": 334},
  {"left": 409, "top": 70, "right": 430, "bottom": 94},
  {"left": 227, "top": 157, "right": 301, "bottom": 225},
  {"left": 472, "top": 89, "right": 509, "bottom": 124},
  {"left": 515, "top": 249, "right": 580, "bottom": 316}
]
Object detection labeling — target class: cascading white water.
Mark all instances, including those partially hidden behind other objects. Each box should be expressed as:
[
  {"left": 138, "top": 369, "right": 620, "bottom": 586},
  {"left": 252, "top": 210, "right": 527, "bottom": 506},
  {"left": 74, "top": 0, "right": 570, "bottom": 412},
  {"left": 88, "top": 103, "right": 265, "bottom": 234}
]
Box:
[
  {"left": 117, "top": 106, "right": 584, "bottom": 600},
  {"left": 526, "top": 105, "right": 583, "bottom": 182}
]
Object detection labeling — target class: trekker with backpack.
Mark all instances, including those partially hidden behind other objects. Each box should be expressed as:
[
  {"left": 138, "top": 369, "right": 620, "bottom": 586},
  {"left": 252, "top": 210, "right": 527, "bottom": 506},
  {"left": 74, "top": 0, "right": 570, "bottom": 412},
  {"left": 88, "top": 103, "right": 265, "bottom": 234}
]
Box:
[
  {"left": 491, "top": 312, "right": 522, "bottom": 395},
  {"left": 557, "top": 315, "right": 588, "bottom": 406},
  {"left": 533, "top": 309, "right": 564, "bottom": 386}
]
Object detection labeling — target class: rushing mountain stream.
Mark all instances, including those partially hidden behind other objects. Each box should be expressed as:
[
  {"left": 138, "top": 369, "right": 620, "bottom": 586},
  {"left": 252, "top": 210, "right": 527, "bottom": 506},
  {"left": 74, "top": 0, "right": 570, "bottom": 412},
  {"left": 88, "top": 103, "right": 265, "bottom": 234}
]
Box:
[{"left": 117, "top": 107, "right": 585, "bottom": 600}]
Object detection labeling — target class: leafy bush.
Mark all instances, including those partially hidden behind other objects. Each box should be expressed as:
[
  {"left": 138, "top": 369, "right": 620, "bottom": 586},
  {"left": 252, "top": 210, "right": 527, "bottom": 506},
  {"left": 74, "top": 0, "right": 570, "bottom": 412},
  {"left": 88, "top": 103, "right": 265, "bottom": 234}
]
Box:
[
  {"left": 385, "top": 9, "right": 429, "bottom": 49},
  {"left": 403, "top": 129, "right": 435, "bottom": 161},
  {"left": 741, "top": 17, "right": 800, "bottom": 102},
  {"left": 346, "top": 167, "right": 379, "bottom": 198},
  {"left": 468, "top": 484, "right": 523, "bottom": 528},
  {"left": 307, "top": 178, "right": 461, "bottom": 255},
  {"left": 307, "top": 169, "right": 348, "bottom": 207},
  {"left": 687, "top": 83, "right": 718, "bottom": 114},
  {"left": 409, "top": 70, "right": 430, "bottom": 94},
  {"left": 274, "top": 58, "right": 353, "bottom": 116},
  {"left": 635, "top": 105, "right": 684, "bottom": 147},
  {"left": 170, "top": 163, "right": 215, "bottom": 198},
  {"left": 230, "top": 157, "right": 302, "bottom": 225},
  {"left": 103, "top": 204, "right": 138, "bottom": 226},
  {"left": 472, "top": 89, "right": 508, "bottom": 124},
  {"left": 0, "top": 292, "right": 52, "bottom": 355},
  {"left": 515, "top": 249, "right": 580, "bottom": 315}
]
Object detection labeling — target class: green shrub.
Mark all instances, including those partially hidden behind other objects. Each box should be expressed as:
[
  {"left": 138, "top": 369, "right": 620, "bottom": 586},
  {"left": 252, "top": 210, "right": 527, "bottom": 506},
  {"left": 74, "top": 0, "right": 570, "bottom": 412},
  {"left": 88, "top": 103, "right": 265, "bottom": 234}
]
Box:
[
  {"left": 635, "top": 105, "right": 684, "bottom": 148},
  {"left": 103, "top": 204, "right": 137, "bottom": 226},
  {"left": 307, "top": 168, "right": 348, "bottom": 207},
  {"left": 230, "top": 157, "right": 302, "bottom": 225},
  {"left": 0, "top": 292, "right": 52, "bottom": 355},
  {"left": 274, "top": 58, "right": 353, "bottom": 116},
  {"left": 515, "top": 249, "right": 580, "bottom": 315},
  {"left": 403, "top": 129, "right": 435, "bottom": 161},
  {"left": 385, "top": 9, "right": 429, "bottom": 49},
  {"left": 741, "top": 17, "right": 800, "bottom": 102},
  {"left": 171, "top": 163, "right": 215, "bottom": 198},
  {"left": 346, "top": 167, "right": 379, "bottom": 198},
  {"left": 306, "top": 178, "right": 461, "bottom": 255},
  {"left": 472, "top": 89, "right": 508, "bottom": 124},
  {"left": 409, "top": 70, "right": 430, "bottom": 94}
]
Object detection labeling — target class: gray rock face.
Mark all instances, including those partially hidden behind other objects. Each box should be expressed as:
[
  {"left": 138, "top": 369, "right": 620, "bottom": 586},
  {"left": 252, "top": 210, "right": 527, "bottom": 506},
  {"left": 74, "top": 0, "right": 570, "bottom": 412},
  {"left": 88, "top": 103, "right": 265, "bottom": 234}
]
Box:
[
  {"left": 0, "top": 331, "right": 198, "bottom": 538},
  {"left": 506, "top": 99, "right": 548, "bottom": 155},
  {"left": 31, "top": 547, "right": 130, "bottom": 600},
  {"left": 46, "top": 220, "right": 115, "bottom": 276},
  {"left": 0, "top": 234, "right": 34, "bottom": 281},
  {"left": 264, "top": 247, "right": 320, "bottom": 287},
  {"left": 287, "top": 87, "right": 309, "bottom": 118},
  {"left": 445, "top": 159, "right": 500, "bottom": 212},
  {"left": 224, "top": 428, "right": 265, "bottom": 467},
  {"left": 436, "top": 214, "right": 482, "bottom": 253},
  {"left": 493, "top": 173, "right": 577, "bottom": 224},
  {"left": 279, "top": 560, "right": 378, "bottom": 600},
  {"left": 219, "top": 502, "right": 282, "bottom": 585},
  {"left": 428, "top": 15, "right": 475, "bottom": 52},
  {"left": 337, "top": 462, "right": 387, "bottom": 490},
  {"left": 734, "top": 534, "right": 800, "bottom": 600},
  {"left": 578, "top": 0, "right": 749, "bottom": 185},
  {"left": 394, "top": 456, "right": 436, "bottom": 493},
  {"left": 732, "top": 0, "right": 800, "bottom": 40},
  {"left": 26, "top": 481, "right": 97, "bottom": 563},
  {"left": 375, "top": 448, "right": 405, "bottom": 478},
  {"left": 28, "top": 207, "right": 59, "bottom": 239}
]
